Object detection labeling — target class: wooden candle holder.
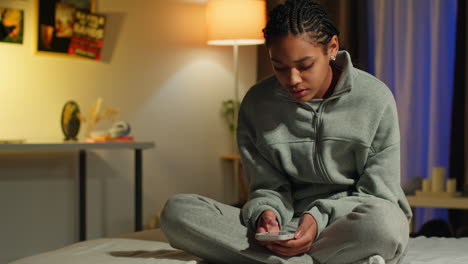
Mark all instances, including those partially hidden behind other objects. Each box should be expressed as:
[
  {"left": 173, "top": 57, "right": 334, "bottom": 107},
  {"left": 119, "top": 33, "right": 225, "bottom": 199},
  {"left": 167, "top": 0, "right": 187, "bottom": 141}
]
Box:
[{"left": 415, "top": 167, "right": 461, "bottom": 197}]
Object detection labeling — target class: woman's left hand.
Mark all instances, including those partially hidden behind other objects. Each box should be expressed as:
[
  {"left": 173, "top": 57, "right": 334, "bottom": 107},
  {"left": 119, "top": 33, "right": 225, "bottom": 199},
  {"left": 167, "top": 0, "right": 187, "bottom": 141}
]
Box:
[{"left": 265, "top": 214, "right": 318, "bottom": 257}]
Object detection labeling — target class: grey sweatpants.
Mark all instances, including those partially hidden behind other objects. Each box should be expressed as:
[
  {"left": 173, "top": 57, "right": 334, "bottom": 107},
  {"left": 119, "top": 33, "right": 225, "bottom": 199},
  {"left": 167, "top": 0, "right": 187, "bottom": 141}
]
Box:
[{"left": 160, "top": 194, "right": 409, "bottom": 264}]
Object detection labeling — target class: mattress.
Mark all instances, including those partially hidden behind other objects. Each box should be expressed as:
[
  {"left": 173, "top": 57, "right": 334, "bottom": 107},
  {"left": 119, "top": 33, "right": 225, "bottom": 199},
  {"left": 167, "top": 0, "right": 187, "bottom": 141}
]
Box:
[{"left": 9, "top": 232, "right": 468, "bottom": 264}]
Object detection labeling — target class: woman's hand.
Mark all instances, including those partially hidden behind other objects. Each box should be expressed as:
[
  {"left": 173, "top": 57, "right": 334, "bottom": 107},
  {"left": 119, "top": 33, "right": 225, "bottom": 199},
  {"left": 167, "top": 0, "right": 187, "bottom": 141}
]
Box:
[
  {"left": 256, "top": 210, "right": 280, "bottom": 248},
  {"left": 263, "top": 213, "right": 318, "bottom": 257},
  {"left": 256, "top": 209, "right": 280, "bottom": 234}
]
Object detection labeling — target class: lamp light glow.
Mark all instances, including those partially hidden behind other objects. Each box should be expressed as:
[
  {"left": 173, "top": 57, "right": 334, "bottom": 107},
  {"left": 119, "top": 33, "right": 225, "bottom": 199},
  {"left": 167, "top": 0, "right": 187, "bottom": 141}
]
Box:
[{"left": 206, "top": 0, "right": 266, "bottom": 46}]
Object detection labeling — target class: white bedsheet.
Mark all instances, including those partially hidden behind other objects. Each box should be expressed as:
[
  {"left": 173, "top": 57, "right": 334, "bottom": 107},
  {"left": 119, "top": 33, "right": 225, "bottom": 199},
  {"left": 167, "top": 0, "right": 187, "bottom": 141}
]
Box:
[
  {"left": 9, "top": 236, "right": 468, "bottom": 264},
  {"left": 404, "top": 236, "right": 468, "bottom": 263},
  {"left": 9, "top": 238, "right": 203, "bottom": 264}
]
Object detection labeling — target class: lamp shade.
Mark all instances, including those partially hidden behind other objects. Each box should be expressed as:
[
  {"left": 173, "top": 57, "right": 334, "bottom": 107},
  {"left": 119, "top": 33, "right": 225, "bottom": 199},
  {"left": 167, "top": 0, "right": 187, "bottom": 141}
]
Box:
[{"left": 206, "top": 0, "right": 266, "bottom": 46}]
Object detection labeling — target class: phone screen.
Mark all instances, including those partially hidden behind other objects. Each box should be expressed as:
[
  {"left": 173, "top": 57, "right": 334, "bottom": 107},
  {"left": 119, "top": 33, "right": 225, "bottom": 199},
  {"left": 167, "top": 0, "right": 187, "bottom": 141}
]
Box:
[
  {"left": 264, "top": 231, "right": 295, "bottom": 236},
  {"left": 255, "top": 231, "right": 296, "bottom": 241}
]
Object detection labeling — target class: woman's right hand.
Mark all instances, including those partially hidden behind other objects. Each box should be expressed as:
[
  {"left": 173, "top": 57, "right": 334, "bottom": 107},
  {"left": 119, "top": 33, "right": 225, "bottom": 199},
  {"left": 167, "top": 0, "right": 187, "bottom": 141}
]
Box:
[
  {"left": 256, "top": 209, "right": 280, "bottom": 234},
  {"left": 256, "top": 209, "right": 280, "bottom": 248},
  {"left": 256, "top": 209, "right": 280, "bottom": 233}
]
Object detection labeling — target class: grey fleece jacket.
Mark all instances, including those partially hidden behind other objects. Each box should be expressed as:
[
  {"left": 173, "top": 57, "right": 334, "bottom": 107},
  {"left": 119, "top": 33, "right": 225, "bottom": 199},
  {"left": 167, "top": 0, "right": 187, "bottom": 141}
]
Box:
[{"left": 237, "top": 51, "right": 412, "bottom": 238}]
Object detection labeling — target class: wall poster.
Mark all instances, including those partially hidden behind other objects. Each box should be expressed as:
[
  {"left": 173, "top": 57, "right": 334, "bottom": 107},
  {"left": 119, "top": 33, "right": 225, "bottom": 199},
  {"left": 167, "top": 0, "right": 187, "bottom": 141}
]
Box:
[
  {"left": 68, "top": 10, "right": 105, "bottom": 60},
  {"left": 37, "top": 0, "right": 95, "bottom": 54},
  {"left": 0, "top": 8, "right": 24, "bottom": 44}
]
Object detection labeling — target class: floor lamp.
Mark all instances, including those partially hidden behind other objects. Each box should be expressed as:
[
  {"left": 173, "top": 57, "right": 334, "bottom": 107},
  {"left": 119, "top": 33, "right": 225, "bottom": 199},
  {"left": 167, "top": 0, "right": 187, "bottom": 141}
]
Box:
[{"left": 206, "top": 0, "right": 266, "bottom": 153}]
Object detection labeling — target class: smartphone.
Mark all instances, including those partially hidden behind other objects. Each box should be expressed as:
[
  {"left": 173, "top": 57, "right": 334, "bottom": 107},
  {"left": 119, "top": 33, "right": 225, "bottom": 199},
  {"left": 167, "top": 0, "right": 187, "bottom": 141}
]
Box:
[{"left": 255, "top": 231, "right": 296, "bottom": 241}]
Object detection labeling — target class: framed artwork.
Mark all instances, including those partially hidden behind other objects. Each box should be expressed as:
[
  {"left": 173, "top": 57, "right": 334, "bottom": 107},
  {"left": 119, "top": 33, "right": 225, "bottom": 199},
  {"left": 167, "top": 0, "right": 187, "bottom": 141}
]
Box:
[
  {"left": 37, "top": 0, "right": 95, "bottom": 54},
  {"left": 0, "top": 8, "right": 24, "bottom": 44},
  {"left": 68, "top": 10, "right": 105, "bottom": 60}
]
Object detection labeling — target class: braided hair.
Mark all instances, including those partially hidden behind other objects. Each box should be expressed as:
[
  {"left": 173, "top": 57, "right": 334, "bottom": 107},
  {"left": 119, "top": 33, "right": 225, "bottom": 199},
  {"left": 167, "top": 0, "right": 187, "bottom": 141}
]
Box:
[{"left": 263, "top": 0, "right": 339, "bottom": 53}]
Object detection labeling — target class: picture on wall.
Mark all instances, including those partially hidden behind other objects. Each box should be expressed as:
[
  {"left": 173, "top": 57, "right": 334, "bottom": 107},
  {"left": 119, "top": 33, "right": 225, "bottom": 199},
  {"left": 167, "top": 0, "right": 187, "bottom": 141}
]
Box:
[
  {"left": 37, "top": 0, "right": 95, "bottom": 54},
  {"left": 0, "top": 8, "right": 24, "bottom": 44},
  {"left": 68, "top": 10, "right": 105, "bottom": 60}
]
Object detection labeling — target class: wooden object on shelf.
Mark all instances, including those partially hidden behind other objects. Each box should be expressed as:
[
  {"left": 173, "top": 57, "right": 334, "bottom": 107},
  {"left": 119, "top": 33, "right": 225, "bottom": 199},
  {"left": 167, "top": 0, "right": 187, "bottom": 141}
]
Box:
[
  {"left": 422, "top": 179, "right": 431, "bottom": 192},
  {"left": 220, "top": 154, "right": 240, "bottom": 161},
  {"left": 431, "top": 167, "right": 446, "bottom": 192},
  {"left": 0, "top": 139, "right": 26, "bottom": 144},
  {"left": 414, "top": 168, "right": 462, "bottom": 198},
  {"left": 406, "top": 195, "right": 468, "bottom": 210},
  {"left": 447, "top": 178, "right": 457, "bottom": 193},
  {"left": 415, "top": 190, "right": 462, "bottom": 198}
]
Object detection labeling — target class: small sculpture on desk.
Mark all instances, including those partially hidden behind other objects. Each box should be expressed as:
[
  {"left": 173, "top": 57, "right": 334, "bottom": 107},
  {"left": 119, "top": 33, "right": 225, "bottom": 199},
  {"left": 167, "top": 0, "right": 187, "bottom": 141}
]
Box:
[
  {"left": 84, "top": 97, "right": 121, "bottom": 138},
  {"left": 84, "top": 97, "right": 133, "bottom": 142},
  {"left": 86, "top": 120, "right": 133, "bottom": 143},
  {"left": 61, "top": 98, "right": 125, "bottom": 142},
  {"left": 61, "top": 100, "right": 84, "bottom": 141}
]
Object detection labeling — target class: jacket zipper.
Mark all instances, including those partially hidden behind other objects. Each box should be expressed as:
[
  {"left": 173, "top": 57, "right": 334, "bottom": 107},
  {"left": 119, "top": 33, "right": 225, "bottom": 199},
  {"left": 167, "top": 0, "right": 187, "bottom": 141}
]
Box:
[
  {"left": 306, "top": 88, "right": 351, "bottom": 183},
  {"left": 313, "top": 88, "right": 351, "bottom": 182},
  {"left": 315, "top": 100, "right": 333, "bottom": 183}
]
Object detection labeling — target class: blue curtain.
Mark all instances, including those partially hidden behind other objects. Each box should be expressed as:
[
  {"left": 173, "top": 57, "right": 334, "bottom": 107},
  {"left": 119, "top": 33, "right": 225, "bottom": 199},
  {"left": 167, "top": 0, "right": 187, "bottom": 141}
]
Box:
[{"left": 367, "top": 0, "right": 458, "bottom": 230}]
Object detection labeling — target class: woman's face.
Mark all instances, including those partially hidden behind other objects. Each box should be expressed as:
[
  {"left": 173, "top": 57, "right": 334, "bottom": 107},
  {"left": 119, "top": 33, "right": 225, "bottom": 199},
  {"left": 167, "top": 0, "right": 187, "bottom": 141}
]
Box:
[{"left": 268, "top": 34, "right": 338, "bottom": 102}]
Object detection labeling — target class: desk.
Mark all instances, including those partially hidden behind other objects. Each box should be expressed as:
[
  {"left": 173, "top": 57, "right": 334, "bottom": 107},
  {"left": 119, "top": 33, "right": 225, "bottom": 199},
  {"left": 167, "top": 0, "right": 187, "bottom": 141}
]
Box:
[{"left": 0, "top": 141, "right": 155, "bottom": 241}]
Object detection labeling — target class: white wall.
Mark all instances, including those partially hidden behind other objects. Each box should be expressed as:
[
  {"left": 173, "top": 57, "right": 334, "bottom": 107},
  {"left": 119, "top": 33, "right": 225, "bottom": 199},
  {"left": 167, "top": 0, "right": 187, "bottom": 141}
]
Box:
[{"left": 0, "top": 0, "right": 259, "bottom": 262}]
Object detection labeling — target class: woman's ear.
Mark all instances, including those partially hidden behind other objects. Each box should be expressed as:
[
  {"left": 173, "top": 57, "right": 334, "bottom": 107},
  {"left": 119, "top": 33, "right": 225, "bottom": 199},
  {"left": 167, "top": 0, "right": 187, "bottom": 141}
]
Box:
[{"left": 328, "top": 35, "right": 339, "bottom": 58}]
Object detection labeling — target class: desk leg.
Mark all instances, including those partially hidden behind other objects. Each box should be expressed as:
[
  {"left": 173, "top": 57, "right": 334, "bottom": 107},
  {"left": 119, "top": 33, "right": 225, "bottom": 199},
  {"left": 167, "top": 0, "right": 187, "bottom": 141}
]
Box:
[
  {"left": 135, "top": 149, "right": 142, "bottom": 231},
  {"left": 79, "top": 150, "right": 86, "bottom": 241}
]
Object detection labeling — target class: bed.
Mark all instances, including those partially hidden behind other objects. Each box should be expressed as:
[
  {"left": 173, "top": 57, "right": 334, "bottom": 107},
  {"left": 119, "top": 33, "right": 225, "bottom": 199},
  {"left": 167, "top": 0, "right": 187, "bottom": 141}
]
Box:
[{"left": 9, "top": 229, "right": 468, "bottom": 264}]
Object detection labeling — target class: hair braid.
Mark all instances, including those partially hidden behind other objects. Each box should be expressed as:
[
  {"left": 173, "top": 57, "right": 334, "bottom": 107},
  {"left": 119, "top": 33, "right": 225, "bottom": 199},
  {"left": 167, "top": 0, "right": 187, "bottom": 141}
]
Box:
[
  {"left": 263, "top": 0, "right": 339, "bottom": 50},
  {"left": 296, "top": 0, "right": 309, "bottom": 33},
  {"left": 289, "top": 0, "right": 299, "bottom": 34}
]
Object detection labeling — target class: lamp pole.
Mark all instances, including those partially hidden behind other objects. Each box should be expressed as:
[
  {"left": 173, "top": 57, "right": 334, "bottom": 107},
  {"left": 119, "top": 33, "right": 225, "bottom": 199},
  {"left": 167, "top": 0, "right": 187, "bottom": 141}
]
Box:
[{"left": 233, "top": 42, "right": 240, "bottom": 154}]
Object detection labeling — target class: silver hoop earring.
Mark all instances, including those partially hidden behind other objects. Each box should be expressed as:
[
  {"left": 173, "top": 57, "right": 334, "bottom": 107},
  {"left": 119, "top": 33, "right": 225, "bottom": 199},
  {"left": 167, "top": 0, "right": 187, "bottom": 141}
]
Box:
[{"left": 331, "top": 54, "right": 336, "bottom": 61}]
